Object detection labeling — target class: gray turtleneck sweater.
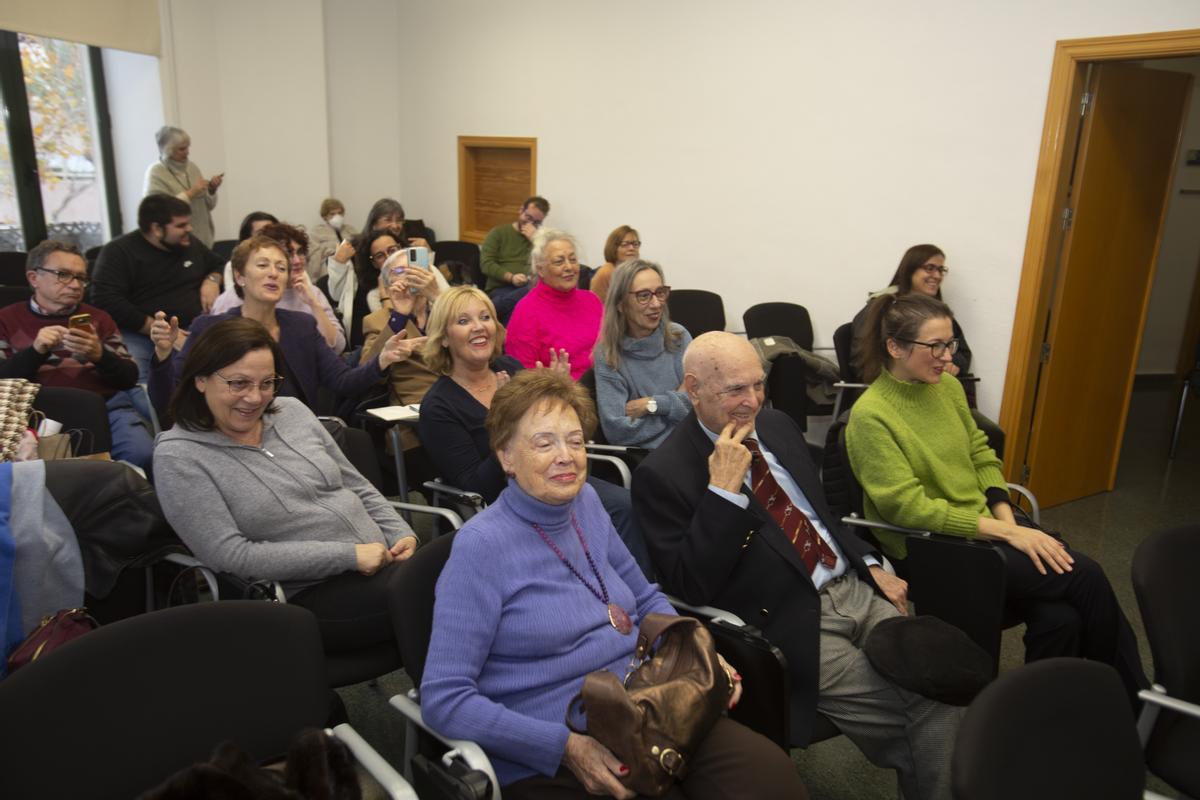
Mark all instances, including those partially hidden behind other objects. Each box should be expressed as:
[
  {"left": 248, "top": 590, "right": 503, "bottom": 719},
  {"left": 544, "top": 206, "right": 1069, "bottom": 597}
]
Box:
[{"left": 593, "top": 322, "right": 692, "bottom": 447}]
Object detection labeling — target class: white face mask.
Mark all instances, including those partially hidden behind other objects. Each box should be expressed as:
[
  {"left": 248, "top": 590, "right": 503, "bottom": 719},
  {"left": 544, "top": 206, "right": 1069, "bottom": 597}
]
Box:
[{"left": 327, "top": 214, "right": 344, "bottom": 229}]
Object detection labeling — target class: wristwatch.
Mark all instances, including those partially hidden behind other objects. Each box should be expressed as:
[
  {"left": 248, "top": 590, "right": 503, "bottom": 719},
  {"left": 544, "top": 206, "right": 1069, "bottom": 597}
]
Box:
[{"left": 645, "top": 398, "right": 658, "bottom": 414}]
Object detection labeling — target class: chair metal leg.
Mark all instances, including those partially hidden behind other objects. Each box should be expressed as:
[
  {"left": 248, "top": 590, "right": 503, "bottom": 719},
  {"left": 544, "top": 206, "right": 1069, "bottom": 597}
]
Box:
[{"left": 1168, "top": 383, "right": 1189, "bottom": 460}]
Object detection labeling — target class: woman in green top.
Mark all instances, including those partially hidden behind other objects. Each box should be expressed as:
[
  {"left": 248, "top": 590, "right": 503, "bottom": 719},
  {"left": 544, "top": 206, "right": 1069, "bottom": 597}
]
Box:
[{"left": 845, "top": 292, "right": 1146, "bottom": 705}]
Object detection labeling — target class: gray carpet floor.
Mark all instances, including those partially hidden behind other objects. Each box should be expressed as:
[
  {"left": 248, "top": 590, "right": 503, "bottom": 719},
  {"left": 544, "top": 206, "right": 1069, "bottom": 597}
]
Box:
[{"left": 340, "top": 384, "right": 1198, "bottom": 798}]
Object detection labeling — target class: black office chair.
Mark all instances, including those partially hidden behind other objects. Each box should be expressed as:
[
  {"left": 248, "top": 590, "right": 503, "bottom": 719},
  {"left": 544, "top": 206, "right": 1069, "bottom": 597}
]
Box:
[
  {"left": 404, "top": 219, "right": 435, "bottom": 246},
  {"left": 667, "top": 289, "right": 725, "bottom": 337},
  {"left": 0, "top": 602, "right": 413, "bottom": 799},
  {"left": 1132, "top": 524, "right": 1200, "bottom": 797},
  {"left": 951, "top": 658, "right": 1145, "bottom": 800},
  {"left": 743, "top": 302, "right": 815, "bottom": 350},
  {"left": 764, "top": 353, "right": 813, "bottom": 433},
  {"left": 435, "top": 240, "right": 483, "bottom": 286},
  {"left": 0, "top": 284, "right": 32, "bottom": 307},
  {"left": 31, "top": 385, "right": 113, "bottom": 455},
  {"left": 821, "top": 415, "right": 1031, "bottom": 669},
  {"left": 1168, "top": 339, "right": 1199, "bottom": 459},
  {"left": 211, "top": 238, "right": 238, "bottom": 261},
  {"left": 0, "top": 250, "right": 27, "bottom": 285}
]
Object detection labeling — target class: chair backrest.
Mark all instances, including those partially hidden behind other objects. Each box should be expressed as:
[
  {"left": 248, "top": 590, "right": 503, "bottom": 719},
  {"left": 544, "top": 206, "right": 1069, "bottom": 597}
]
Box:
[
  {"left": 951, "top": 658, "right": 1144, "bottom": 800},
  {"left": 1133, "top": 524, "right": 1200, "bottom": 793},
  {"left": 211, "top": 239, "right": 238, "bottom": 262},
  {"left": 832, "top": 322, "right": 859, "bottom": 382},
  {"left": 820, "top": 414, "right": 862, "bottom": 520},
  {"left": 667, "top": 289, "right": 725, "bottom": 337},
  {"left": 434, "top": 241, "right": 482, "bottom": 287},
  {"left": 32, "top": 385, "right": 113, "bottom": 454},
  {"left": 743, "top": 302, "right": 814, "bottom": 351},
  {"left": 764, "top": 353, "right": 810, "bottom": 433},
  {"left": 0, "top": 251, "right": 28, "bottom": 285},
  {"left": 0, "top": 284, "right": 33, "bottom": 307},
  {"left": 0, "top": 602, "right": 330, "bottom": 799},
  {"left": 394, "top": 531, "right": 458, "bottom": 686}
]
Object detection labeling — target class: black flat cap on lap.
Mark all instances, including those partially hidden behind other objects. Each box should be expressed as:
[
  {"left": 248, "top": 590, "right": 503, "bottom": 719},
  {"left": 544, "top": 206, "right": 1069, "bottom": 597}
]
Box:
[{"left": 863, "top": 615, "right": 993, "bottom": 705}]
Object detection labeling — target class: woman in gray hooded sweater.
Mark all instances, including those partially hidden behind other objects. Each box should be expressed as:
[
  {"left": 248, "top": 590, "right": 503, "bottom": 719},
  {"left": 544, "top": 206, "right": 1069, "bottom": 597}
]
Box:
[
  {"left": 593, "top": 260, "right": 692, "bottom": 448},
  {"left": 153, "top": 317, "right": 417, "bottom": 653}
]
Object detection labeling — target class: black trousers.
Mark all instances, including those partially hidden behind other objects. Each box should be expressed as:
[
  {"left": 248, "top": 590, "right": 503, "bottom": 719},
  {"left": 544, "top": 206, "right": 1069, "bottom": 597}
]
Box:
[
  {"left": 1002, "top": 523, "right": 1148, "bottom": 706},
  {"left": 288, "top": 561, "right": 405, "bottom": 653},
  {"left": 502, "top": 718, "right": 808, "bottom": 800}
]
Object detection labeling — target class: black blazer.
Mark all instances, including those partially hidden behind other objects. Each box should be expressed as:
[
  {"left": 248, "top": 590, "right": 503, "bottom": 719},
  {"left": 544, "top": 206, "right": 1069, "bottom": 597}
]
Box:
[{"left": 633, "top": 408, "right": 880, "bottom": 745}]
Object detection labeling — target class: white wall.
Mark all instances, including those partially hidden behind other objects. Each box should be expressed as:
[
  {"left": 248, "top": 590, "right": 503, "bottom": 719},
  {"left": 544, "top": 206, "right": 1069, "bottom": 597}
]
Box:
[
  {"left": 155, "top": 0, "right": 1200, "bottom": 418},
  {"left": 323, "top": 0, "right": 404, "bottom": 229},
  {"left": 102, "top": 48, "right": 163, "bottom": 235},
  {"left": 158, "top": 0, "right": 330, "bottom": 241},
  {"left": 1136, "top": 57, "right": 1200, "bottom": 375}
]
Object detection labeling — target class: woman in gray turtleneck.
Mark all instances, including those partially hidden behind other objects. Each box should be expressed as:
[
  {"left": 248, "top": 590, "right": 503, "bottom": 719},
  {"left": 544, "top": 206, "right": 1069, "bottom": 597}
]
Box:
[{"left": 593, "top": 259, "right": 692, "bottom": 448}]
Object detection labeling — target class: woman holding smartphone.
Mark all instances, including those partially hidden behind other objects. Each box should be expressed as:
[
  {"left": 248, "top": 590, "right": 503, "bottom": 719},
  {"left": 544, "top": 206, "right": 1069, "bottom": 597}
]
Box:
[{"left": 148, "top": 235, "right": 414, "bottom": 419}]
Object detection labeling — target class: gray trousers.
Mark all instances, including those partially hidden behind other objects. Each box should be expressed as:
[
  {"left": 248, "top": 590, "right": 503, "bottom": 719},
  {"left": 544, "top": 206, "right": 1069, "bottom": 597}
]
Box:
[{"left": 815, "top": 575, "right": 962, "bottom": 800}]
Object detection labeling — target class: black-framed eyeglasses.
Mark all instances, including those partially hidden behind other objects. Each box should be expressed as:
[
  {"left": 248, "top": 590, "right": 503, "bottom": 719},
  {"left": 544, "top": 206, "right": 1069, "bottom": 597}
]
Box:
[
  {"left": 211, "top": 372, "right": 286, "bottom": 395},
  {"left": 896, "top": 337, "right": 959, "bottom": 358},
  {"left": 629, "top": 286, "right": 671, "bottom": 305},
  {"left": 370, "top": 244, "right": 404, "bottom": 265},
  {"left": 920, "top": 263, "right": 950, "bottom": 276},
  {"left": 619, "top": 239, "right": 641, "bottom": 248},
  {"left": 34, "top": 267, "right": 90, "bottom": 288}
]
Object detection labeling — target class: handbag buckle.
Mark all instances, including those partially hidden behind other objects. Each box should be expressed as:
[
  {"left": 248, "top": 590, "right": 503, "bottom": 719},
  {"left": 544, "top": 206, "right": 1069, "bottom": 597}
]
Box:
[{"left": 650, "top": 745, "right": 684, "bottom": 776}]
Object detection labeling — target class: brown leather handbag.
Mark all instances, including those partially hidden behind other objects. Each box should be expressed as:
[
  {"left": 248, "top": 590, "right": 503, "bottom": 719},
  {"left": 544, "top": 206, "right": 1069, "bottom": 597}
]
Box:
[{"left": 568, "top": 613, "right": 733, "bottom": 796}]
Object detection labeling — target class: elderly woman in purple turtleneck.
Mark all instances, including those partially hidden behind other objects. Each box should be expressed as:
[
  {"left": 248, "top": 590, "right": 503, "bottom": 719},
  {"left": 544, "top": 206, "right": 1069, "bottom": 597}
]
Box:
[{"left": 420, "top": 369, "right": 807, "bottom": 800}]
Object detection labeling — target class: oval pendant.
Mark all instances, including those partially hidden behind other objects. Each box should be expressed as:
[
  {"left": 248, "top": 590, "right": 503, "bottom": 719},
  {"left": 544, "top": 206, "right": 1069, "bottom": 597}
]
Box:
[{"left": 608, "top": 603, "right": 633, "bottom": 635}]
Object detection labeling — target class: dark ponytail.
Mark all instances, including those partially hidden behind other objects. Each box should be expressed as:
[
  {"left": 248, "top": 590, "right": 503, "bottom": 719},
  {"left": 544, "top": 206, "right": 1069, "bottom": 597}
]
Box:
[{"left": 855, "top": 292, "right": 954, "bottom": 382}]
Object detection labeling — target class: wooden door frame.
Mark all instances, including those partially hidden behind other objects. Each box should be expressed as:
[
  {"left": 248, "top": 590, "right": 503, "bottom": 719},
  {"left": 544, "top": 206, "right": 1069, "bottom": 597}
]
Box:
[{"left": 999, "top": 28, "right": 1200, "bottom": 482}]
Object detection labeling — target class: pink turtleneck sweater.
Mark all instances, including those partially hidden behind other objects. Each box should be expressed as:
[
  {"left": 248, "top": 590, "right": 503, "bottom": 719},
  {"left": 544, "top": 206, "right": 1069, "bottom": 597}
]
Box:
[{"left": 504, "top": 281, "right": 603, "bottom": 380}]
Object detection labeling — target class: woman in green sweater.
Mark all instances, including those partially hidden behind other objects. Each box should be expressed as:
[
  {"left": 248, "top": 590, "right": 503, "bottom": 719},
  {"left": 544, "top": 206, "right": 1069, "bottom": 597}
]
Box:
[{"left": 845, "top": 292, "right": 1146, "bottom": 704}]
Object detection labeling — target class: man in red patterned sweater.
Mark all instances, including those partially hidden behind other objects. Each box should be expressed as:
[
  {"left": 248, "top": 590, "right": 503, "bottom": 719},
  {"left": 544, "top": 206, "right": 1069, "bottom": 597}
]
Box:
[{"left": 0, "top": 240, "right": 153, "bottom": 469}]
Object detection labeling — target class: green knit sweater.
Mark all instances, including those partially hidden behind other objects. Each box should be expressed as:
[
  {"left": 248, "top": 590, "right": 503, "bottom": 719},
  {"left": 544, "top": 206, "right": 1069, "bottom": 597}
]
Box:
[
  {"left": 480, "top": 223, "right": 533, "bottom": 291},
  {"left": 844, "top": 368, "right": 1006, "bottom": 559}
]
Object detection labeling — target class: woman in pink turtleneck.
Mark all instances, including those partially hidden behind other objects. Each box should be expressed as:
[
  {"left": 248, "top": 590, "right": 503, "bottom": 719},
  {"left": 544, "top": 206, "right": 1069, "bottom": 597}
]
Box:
[{"left": 504, "top": 229, "right": 603, "bottom": 380}]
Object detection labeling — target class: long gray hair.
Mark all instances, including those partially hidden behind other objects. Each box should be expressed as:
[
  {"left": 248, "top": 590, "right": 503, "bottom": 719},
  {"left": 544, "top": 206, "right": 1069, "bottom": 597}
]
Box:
[{"left": 599, "top": 259, "right": 682, "bottom": 369}]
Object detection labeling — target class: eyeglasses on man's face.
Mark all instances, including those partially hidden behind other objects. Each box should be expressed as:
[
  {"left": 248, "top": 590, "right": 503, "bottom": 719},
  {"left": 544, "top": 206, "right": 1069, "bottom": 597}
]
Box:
[
  {"left": 211, "top": 372, "right": 286, "bottom": 395},
  {"left": 897, "top": 337, "right": 959, "bottom": 358},
  {"left": 629, "top": 286, "right": 671, "bottom": 305},
  {"left": 34, "top": 267, "right": 90, "bottom": 288}
]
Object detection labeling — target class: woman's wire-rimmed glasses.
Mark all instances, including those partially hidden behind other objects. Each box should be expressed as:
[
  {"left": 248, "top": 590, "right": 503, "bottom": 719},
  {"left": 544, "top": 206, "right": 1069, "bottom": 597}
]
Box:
[{"left": 211, "top": 372, "right": 286, "bottom": 395}]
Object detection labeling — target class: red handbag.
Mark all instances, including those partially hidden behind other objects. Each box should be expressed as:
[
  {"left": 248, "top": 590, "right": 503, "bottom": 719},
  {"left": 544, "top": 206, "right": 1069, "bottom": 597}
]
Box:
[{"left": 6, "top": 608, "right": 98, "bottom": 675}]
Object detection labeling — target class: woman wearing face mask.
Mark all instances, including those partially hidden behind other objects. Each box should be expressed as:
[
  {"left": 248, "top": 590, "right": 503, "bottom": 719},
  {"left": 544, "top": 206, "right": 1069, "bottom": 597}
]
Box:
[
  {"left": 845, "top": 291, "right": 1148, "bottom": 708},
  {"left": 308, "top": 198, "right": 358, "bottom": 282},
  {"left": 143, "top": 126, "right": 222, "bottom": 248},
  {"left": 148, "top": 235, "right": 412, "bottom": 420},
  {"left": 593, "top": 260, "right": 691, "bottom": 448}
]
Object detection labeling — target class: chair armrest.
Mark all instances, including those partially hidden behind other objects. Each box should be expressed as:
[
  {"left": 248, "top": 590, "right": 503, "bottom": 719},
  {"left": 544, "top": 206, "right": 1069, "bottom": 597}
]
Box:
[
  {"left": 586, "top": 442, "right": 650, "bottom": 458},
  {"left": 665, "top": 595, "right": 749, "bottom": 627},
  {"left": 160, "top": 552, "right": 223, "bottom": 601},
  {"left": 389, "top": 501, "right": 464, "bottom": 532},
  {"left": 328, "top": 724, "right": 418, "bottom": 799},
  {"left": 135, "top": 383, "right": 162, "bottom": 436},
  {"left": 585, "top": 452, "right": 632, "bottom": 490},
  {"left": 422, "top": 480, "right": 486, "bottom": 510},
  {"left": 1006, "top": 483, "right": 1040, "bottom": 525},
  {"left": 389, "top": 691, "right": 501, "bottom": 800},
  {"left": 833, "top": 381, "right": 869, "bottom": 390},
  {"left": 1137, "top": 684, "right": 1200, "bottom": 748}
]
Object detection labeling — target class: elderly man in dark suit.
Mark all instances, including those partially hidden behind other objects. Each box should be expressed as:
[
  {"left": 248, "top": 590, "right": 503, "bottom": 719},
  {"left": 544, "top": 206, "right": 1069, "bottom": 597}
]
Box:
[{"left": 633, "top": 331, "right": 960, "bottom": 800}]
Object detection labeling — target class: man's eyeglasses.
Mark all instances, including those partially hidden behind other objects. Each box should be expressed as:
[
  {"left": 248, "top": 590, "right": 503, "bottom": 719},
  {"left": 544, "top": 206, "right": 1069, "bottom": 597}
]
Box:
[
  {"left": 370, "top": 245, "right": 404, "bottom": 265},
  {"left": 920, "top": 263, "right": 950, "bottom": 276},
  {"left": 896, "top": 338, "right": 959, "bottom": 358},
  {"left": 629, "top": 286, "right": 671, "bottom": 305},
  {"left": 211, "top": 372, "right": 286, "bottom": 395},
  {"left": 34, "top": 267, "right": 89, "bottom": 288}
]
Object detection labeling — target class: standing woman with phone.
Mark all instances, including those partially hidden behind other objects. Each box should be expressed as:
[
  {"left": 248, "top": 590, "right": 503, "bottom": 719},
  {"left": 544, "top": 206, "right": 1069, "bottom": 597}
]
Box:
[{"left": 143, "top": 126, "right": 222, "bottom": 248}]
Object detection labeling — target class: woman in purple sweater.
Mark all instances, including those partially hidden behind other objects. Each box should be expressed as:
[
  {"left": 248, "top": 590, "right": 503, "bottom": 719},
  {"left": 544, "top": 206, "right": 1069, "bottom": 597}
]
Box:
[
  {"left": 504, "top": 229, "right": 602, "bottom": 380},
  {"left": 420, "top": 369, "right": 807, "bottom": 799}
]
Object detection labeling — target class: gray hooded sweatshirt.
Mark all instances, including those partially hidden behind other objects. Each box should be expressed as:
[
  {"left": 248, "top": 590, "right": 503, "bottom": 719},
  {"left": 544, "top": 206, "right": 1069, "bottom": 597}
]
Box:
[{"left": 154, "top": 397, "right": 414, "bottom": 594}]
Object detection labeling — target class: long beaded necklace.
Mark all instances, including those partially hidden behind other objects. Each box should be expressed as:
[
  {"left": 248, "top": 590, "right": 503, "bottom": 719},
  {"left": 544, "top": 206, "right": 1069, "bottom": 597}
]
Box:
[{"left": 532, "top": 512, "right": 633, "bottom": 635}]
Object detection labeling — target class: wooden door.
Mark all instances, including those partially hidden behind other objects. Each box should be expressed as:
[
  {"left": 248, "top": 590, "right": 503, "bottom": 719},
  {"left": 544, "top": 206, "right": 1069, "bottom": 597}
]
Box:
[{"left": 1023, "top": 63, "right": 1190, "bottom": 507}]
